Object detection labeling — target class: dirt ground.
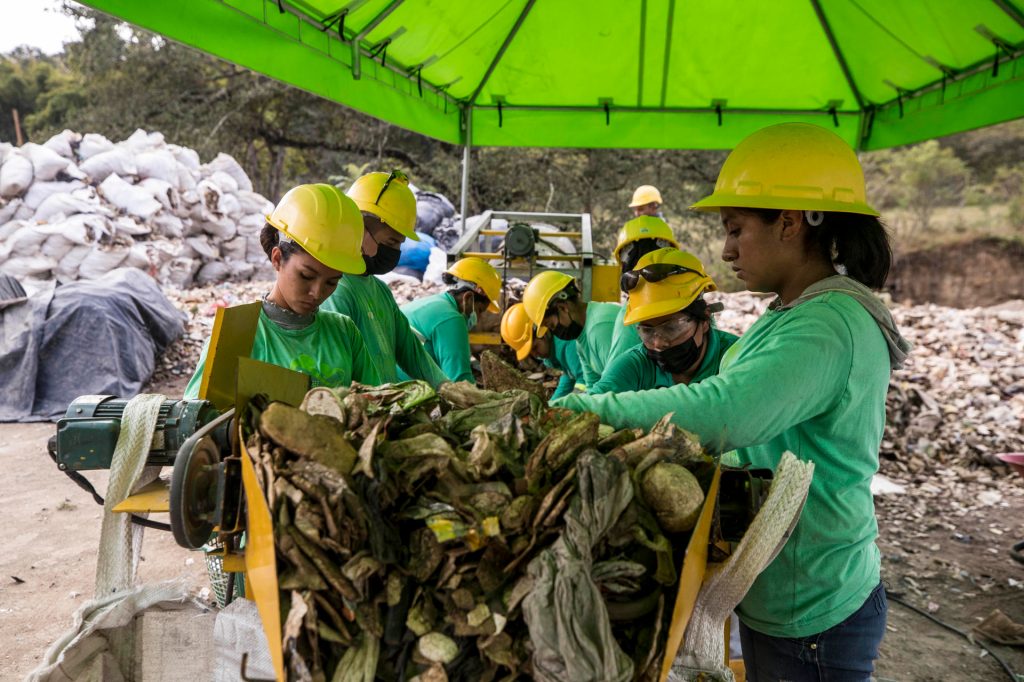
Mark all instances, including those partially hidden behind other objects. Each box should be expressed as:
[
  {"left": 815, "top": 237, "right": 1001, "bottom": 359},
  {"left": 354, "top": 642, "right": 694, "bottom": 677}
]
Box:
[{"left": 2, "top": 376, "right": 1022, "bottom": 680}]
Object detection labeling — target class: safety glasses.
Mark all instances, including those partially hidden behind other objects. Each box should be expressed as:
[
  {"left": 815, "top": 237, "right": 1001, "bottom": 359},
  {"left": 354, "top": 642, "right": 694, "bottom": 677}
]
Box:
[
  {"left": 620, "top": 263, "right": 702, "bottom": 292},
  {"left": 636, "top": 315, "right": 698, "bottom": 344},
  {"left": 374, "top": 169, "right": 408, "bottom": 205}
]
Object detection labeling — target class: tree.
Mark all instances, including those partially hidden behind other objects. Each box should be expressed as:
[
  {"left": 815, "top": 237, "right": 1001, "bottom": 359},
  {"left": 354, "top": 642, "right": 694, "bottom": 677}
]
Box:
[{"left": 891, "top": 140, "right": 970, "bottom": 232}]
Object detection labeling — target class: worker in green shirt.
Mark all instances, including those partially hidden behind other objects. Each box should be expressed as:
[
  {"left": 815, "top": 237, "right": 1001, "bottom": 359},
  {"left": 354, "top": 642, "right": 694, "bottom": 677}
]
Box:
[
  {"left": 555, "top": 123, "right": 911, "bottom": 681},
  {"left": 400, "top": 257, "right": 502, "bottom": 384},
  {"left": 521, "top": 270, "right": 625, "bottom": 389},
  {"left": 607, "top": 214, "right": 680, "bottom": 360},
  {"left": 500, "top": 302, "right": 583, "bottom": 399},
  {"left": 588, "top": 247, "right": 737, "bottom": 395},
  {"left": 184, "top": 184, "right": 380, "bottom": 397},
  {"left": 321, "top": 171, "right": 448, "bottom": 388}
]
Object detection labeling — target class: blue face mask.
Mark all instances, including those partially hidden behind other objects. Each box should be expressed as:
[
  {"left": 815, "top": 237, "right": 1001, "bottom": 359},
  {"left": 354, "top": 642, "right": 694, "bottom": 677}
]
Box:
[{"left": 466, "top": 310, "right": 478, "bottom": 330}]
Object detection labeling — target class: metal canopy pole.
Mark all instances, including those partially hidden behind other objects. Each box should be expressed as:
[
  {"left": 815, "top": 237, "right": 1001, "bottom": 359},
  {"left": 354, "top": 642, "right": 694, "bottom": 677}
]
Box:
[{"left": 460, "top": 105, "right": 472, "bottom": 232}]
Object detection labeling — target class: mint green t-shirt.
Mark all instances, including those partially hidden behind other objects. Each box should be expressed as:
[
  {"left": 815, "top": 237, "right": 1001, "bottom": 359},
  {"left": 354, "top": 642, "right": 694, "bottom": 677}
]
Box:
[
  {"left": 574, "top": 301, "right": 627, "bottom": 387},
  {"left": 184, "top": 309, "right": 380, "bottom": 398},
  {"left": 587, "top": 327, "right": 738, "bottom": 395},
  {"left": 546, "top": 336, "right": 584, "bottom": 399},
  {"left": 400, "top": 292, "right": 474, "bottom": 384},
  {"left": 554, "top": 291, "right": 891, "bottom": 638},
  {"left": 322, "top": 274, "right": 448, "bottom": 387}
]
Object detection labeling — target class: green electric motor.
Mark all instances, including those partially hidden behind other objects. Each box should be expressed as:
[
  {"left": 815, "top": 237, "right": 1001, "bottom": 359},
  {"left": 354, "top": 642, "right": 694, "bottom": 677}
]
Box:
[{"left": 51, "top": 395, "right": 222, "bottom": 471}]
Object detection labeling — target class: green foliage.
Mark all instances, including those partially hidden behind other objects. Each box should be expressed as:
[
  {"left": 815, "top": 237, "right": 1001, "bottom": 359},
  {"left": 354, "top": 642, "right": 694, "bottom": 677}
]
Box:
[
  {"left": 993, "top": 164, "right": 1024, "bottom": 230},
  {"left": 0, "top": 47, "right": 67, "bottom": 143}
]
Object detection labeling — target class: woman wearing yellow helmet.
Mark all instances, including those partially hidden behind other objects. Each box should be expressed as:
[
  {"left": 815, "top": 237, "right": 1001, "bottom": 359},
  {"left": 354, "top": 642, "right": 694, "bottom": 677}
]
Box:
[
  {"left": 184, "top": 184, "right": 380, "bottom": 396},
  {"left": 400, "top": 258, "right": 502, "bottom": 384},
  {"left": 521, "top": 270, "right": 631, "bottom": 389},
  {"left": 588, "top": 248, "right": 737, "bottom": 395},
  {"left": 321, "top": 171, "right": 449, "bottom": 388},
  {"left": 500, "top": 302, "right": 583, "bottom": 400},
  {"left": 555, "top": 123, "right": 911, "bottom": 681}
]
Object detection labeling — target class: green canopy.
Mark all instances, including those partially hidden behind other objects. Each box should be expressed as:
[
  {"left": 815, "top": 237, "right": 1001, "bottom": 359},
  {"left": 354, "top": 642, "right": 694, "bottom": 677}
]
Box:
[{"left": 80, "top": 0, "right": 1024, "bottom": 151}]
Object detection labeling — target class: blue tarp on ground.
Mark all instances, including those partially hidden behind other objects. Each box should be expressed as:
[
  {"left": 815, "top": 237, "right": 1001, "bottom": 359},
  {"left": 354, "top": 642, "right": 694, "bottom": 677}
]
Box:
[{"left": 0, "top": 268, "right": 185, "bottom": 422}]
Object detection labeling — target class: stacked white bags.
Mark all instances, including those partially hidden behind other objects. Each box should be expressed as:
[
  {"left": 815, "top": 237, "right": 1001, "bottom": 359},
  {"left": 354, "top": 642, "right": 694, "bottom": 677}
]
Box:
[{"left": 0, "top": 129, "right": 275, "bottom": 288}]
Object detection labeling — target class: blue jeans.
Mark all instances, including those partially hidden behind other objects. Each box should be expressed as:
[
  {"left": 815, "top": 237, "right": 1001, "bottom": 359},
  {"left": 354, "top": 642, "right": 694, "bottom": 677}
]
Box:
[{"left": 739, "top": 582, "right": 887, "bottom": 682}]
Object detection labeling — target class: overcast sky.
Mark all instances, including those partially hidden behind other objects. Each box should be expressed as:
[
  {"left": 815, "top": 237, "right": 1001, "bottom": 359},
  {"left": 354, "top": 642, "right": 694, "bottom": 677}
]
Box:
[{"left": 0, "top": 1, "right": 83, "bottom": 55}]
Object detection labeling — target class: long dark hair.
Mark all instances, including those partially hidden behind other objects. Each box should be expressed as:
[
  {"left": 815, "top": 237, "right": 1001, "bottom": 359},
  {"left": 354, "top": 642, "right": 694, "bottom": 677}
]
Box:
[
  {"left": 259, "top": 224, "right": 308, "bottom": 262},
  {"left": 742, "top": 209, "right": 892, "bottom": 289}
]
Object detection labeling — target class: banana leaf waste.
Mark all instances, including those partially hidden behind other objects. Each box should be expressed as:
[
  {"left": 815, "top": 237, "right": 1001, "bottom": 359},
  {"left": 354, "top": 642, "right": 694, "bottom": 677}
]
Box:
[{"left": 243, "top": 379, "right": 718, "bottom": 681}]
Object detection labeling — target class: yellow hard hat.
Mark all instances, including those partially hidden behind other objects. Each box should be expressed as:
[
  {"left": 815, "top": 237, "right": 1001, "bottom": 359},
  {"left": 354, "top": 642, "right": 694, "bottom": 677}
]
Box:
[
  {"left": 612, "top": 215, "right": 680, "bottom": 263},
  {"left": 623, "top": 248, "right": 716, "bottom": 325},
  {"left": 522, "top": 270, "right": 575, "bottom": 337},
  {"left": 347, "top": 170, "right": 420, "bottom": 240},
  {"left": 446, "top": 257, "right": 502, "bottom": 313},
  {"left": 691, "top": 123, "right": 879, "bottom": 216},
  {"left": 265, "top": 183, "right": 366, "bottom": 274},
  {"left": 500, "top": 302, "right": 534, "bottom": 361},
  {"left": 629, "top": 185, "right": 663, "bottom": 208}
]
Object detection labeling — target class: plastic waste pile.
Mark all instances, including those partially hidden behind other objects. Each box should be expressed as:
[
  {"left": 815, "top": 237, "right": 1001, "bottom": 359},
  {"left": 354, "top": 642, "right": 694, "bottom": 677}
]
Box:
[
  {"left": 0, "top": 129, "right": 275, "bottom": 288},
  {"left": 246, "top": 379, "right": 713, "bottom": 680}
]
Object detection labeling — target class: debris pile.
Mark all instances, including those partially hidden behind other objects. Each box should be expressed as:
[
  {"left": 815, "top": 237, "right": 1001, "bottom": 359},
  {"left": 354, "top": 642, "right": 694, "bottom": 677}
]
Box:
[
  {"left": 0, "top": 129, "right": 275, "bottom": 288},
  {"left": 246, "top": 380, "right": 712, "bottom": 680}
]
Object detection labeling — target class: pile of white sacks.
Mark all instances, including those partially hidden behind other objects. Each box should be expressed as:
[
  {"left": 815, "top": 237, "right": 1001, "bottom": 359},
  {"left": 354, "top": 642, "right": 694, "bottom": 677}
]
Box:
[{"left": 0, "top": 129, "right": 275, "bottom": 288}]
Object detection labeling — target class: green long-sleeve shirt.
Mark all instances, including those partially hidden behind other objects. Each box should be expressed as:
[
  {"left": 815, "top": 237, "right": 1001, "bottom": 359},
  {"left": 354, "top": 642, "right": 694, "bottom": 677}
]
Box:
[
  {"left": 322, "top": 275, "right": 448, "bottom": 388},
  {"left": 400, "top": 292, "right": 474, "bottom": 384},
  {"left": 546, "top": 336, "right": 584, "bottom": 399},
  {"left": 574, "top": 301, "right": 627, "bottom": 387},
  {"left": 184, "top": 308, "right": 380, "bottom": 398},
  {"left": 554, "top": 290, "right": 897, "bottom": 638},
  {"left": 607, "top": 303, "right": 641, "bottom": 362},
  {"left": 587, "top": 327, "right": 738, "bottom": 394}
]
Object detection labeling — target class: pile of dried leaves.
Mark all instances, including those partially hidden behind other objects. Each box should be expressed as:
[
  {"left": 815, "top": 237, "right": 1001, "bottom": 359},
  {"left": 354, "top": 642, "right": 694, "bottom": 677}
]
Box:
[{"left": 243, "top": 380, "right": 712, "bottom": 682}]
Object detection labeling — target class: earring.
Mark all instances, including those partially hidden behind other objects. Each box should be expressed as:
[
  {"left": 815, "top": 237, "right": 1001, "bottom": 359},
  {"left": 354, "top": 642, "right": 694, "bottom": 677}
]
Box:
[{"left": 805, "top": 210, "right": 824, "bottom": 226}]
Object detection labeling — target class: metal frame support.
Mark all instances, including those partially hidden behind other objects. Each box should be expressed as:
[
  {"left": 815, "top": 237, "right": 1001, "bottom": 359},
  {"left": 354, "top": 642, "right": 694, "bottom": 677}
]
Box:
[{"left": 460, "top": 105, "right": 472, "bottom": 232}]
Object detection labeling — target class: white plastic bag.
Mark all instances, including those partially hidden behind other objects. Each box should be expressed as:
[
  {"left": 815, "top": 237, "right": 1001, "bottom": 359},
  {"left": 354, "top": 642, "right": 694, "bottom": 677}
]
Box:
[
  {"left": 160, "top": 256, "right": 199, "bottom": 288},
  {"left": 23, "top": 142, "right": 71, "bottom": 181},
  {"left": 220, "top": 235, "right": 249, "bottom": 261},
  {"left": 0, "top": 255, "right": 56, "bottom": 278},
  {"left": 98, "top": 173, "right": 162, "bottom": 219},
  {"left": 138, "top": 177, "right": 179, "bottom": 211},
  {"left": 33, "top": 191, "right": 102, "bottom": 223},
  {"left": 40, "top": 234, "right": 74, "bottom": 262},
  {"left": 204, "top": 152, "right": 252, "bottom": 192},
  {"left": 135, "top": 149, "right": 180, "bottom": 185},
  {"left": 42, "top": 130, "right": 81, "bottom": 159},
  {"left": 111, "top": 215, "right": 152, "bottom": 237},
  {"left": 122, "top": 244, "right": 151, "bottom": 270},
  {"left": 0, "top": 150, "right": 35, "bottom": 198},
  {"left": 237, "top": 190, "right": 274, "bottom": 216},
  {"left": 200, "top": 216, "right": 237, "bottom": 239},
  {"left": 168, "top": 144, "right": 200, "bottom": 170},
  {"left": 184, "top": 235, "right": 219, "bottom": 260},
  {"left": 218, "top": 191, "right": 242, "bottom": 218},
  {"left": 195, "top": 260, "right": 232, "bottom": 285},
  {"left": 208, "top": 170, "right": 239, "bottom": 195},
  {"left": 23, "top": 180, "right": 86, "bottom": 210},
  {"left": 56, "top": 244, "right": 91, "bottom": 282},
  {"left": 79, "top": 147, "right": 138, "bottom": 182},
  {"left": 35, "top": 214, "right": 96, "bottom": 245},
  {"left": 77, "top": 244, "right": 129, "bottom": 279},
  {"left": 76, "top": 133, "right": 115, "bottom": 160},
  {"left": 196, "top": 178, "right": 223, "bottom": 214},
  {"left": 124, "top": 128, "right": 165, "bottom": 152},
  {"left": 0, "top": 198, "right": 25, "bottom": 224},
  {"left": 152, "top": 213, "right": 185, "bottom": 239},
  {"left": 3, "top": 224, "right": 49, "bottom": 258}
]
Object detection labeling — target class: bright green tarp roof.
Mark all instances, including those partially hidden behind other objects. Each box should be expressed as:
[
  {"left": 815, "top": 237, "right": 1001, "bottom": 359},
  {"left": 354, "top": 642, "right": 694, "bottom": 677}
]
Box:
[{"left": 80, "top": 0, "right": 1024, "bottom": 150}]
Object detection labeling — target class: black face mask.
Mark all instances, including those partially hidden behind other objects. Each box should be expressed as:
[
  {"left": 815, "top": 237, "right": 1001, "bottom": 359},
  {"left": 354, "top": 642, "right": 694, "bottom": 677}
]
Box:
[
  {"left": 646, "top": 336, "right": 702, "bottom": 374},
  {"left": 363, "top": 244, "right": 401, "bottom": 275},
  {"left": 551, "top": 319, "right": 584, "bottom": 341}
]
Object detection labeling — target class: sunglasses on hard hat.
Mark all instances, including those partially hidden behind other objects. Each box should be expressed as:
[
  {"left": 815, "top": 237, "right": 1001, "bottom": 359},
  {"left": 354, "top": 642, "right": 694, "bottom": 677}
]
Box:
[
  {"left": 374, "top": 169, "right": 408, "bottom": 205},
  {"left": 620, "top": 263, "right": 702, "bottom": 292}
]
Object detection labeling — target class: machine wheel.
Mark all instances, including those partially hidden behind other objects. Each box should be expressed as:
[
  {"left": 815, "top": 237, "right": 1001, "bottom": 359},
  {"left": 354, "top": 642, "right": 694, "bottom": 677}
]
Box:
[{"left": 170, "top": 435, "right": 220, "bottom": 549}]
